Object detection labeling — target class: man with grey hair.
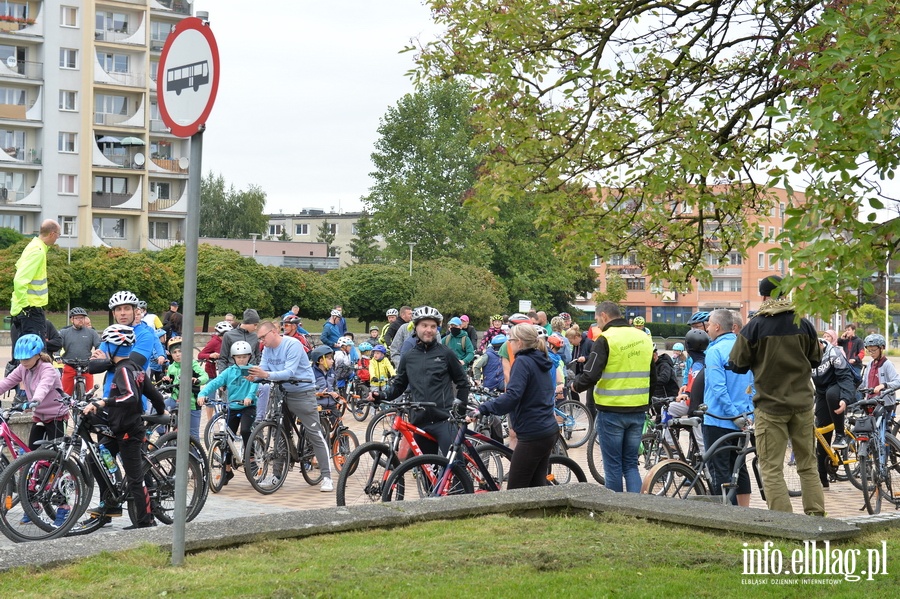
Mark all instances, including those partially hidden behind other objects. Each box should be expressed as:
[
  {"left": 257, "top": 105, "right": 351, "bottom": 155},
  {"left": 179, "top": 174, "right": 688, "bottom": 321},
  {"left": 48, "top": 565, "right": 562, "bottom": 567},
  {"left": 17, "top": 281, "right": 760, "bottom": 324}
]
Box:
[
  {"left": 571, "top": 301, "right": 655, "bottom": 492},
  {"left": 731, "top": 311, "right": 743, "bottom": 334}
]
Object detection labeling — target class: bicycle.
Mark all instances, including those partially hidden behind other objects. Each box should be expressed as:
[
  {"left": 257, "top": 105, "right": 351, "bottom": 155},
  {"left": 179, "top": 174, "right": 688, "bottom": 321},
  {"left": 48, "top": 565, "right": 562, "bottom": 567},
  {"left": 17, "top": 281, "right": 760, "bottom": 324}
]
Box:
[
  {"left": 381, "top": 400, "right": 586, "bottom": 501},
  {"left": 344, "top": 368, "right": 371, "bottom": 422},
  {"left": 813, "top": 419, "right": 862, "bottom": 490},
  {"left": 0, "top": 396, "right": 206, "bottom": 542},
  {"left": 206, "top": 400, "right": 248, "bottom": 493},
  {"left": 243, "top": 380, "right": 332, "bottom": 494},
  {"left": 0, "top": 402, "right": 31, "bottom": 472},
  {"left": 853, "top": 389, "right": 900, "bottom": 514}
]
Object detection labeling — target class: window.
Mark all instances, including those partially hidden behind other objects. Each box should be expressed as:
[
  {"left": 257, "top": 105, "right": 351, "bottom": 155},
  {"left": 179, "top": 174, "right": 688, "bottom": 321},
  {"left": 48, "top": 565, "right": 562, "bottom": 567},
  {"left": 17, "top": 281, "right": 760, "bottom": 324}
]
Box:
[
  {"left": 58, "top": 132, "right": 77, "bottom": 153},
  {"left": 0, "top": 214, "right": 22, "bottom": 231},
  {"left": 61, "top": 6, "right": 78, "bottom": 27},
  {"left": 768, "top": 227, "right": 775, "bottom": 242},
  {"left": 702, "top": 279, "right": 740, "bottom": 292},
  {"left": 0, "top": 170, "right": 24, "bottom": 199},
  {"left": 94, "top": 176, "right": 127, "bottom": 194},
  {"left": 727, "top": 251, "right": 743, "bottom": 266},
  {"left": 96, "top": 12, "right": 128, "bottom": 33},
  {"left": 59, "top": 48, "right": 78, "bottom": 69},
  {"left": 327, "top": 223, "right": 338, "bottom": 235},
  {"left": 780, "top": 203, "right": 786, "bottom": 218},
  {"left": 93, "top": 217, "right": 125, "bottom": 239},
  {"left": 327, "top": 246, "right": 339, "bottom": 257},
  {"left": 295, "top": 223, "right": 309, "bottom": 236},
  {"left": 626, "top": 277, "right": 646, "bottom": 291},
  {"left": 652, "top": 307, "right": 690, "bottom": 324},
  {"left": 609, "top": 254, "right": 624, "bottom": 266},
  {"left": 150, "top": 140, "right": 171, "bottom": 159},
  {"left": 98, "top": 53, "right": 129, "bottom": 73},
  {"left": 95, "top": 94, "right": 128, "bottom": 116},
  {"left": 150, "top": 181, "right": 170, "bottom": 200},
  {"left": 0, "top": 129, "right": 24, "bottom": 159},
  {"left": 591, "top": 255, "right": 601, "bottom": 267},
  {"left": 60, "top": 216, "right": 76, "bottom": 237},
  {"left": 0, "top": 87, "right": 25, "bottom": 106},
  {"left": 351, "top": 222, "right": 360, "bottom": 235},
  {"left": 268, "top": 224, "right": 283, "bottom": 236},
  {"left": 1, "top": 2, "right": 27, "bottom": 19},
  {"left": 728, "top": 279, "right": 742, "bottom": 292},
  {"left": 758, "top": 253, "right": 765, "bottom": 269},
  {"left": 768, "top": 254, "right": 778, "bottom": 270},
  {"left": 59, "top": 90, "right": 76, "bottom": 111},
  {"left": 149, "top": 221, "right": 169, "bottom": 239},
  {"left": 58, "top": 174, "right": 77, "bottom": 195},
  {"left": 150, "top": 21, "right": 172, "bottom": 44}
]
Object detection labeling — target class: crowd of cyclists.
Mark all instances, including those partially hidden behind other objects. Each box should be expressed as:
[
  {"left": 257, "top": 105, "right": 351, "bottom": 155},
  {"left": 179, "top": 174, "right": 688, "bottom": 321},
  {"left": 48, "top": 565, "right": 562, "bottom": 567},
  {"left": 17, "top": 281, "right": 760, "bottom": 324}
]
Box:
[{"left": 2, "top": 291, "right": 898, "bottom": 538}]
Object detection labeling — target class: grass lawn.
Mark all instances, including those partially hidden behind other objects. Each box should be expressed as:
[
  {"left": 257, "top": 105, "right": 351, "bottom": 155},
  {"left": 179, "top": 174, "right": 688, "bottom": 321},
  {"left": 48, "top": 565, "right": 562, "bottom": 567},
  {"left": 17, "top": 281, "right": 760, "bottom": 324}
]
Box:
[{"left": 1, "top": 512, "right": 898, "bottom": 598}]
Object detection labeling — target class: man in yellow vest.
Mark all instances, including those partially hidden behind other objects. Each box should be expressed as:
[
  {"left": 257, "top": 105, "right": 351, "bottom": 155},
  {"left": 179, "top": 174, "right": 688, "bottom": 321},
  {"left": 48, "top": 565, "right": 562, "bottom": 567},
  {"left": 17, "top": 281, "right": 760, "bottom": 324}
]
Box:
[
  {"left": 10, "top": 219, "right": 60, "bottom": 348},
  {"left": 571, "top": 301, "right": 655, "bottom": 492}
]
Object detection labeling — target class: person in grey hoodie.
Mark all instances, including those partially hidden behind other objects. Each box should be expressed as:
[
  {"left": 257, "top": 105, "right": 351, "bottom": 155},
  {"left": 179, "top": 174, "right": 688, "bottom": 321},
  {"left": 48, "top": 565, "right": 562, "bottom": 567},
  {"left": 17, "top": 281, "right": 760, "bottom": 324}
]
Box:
[{"left": 470, "top": 323, "right": 558, "bottom": 489}]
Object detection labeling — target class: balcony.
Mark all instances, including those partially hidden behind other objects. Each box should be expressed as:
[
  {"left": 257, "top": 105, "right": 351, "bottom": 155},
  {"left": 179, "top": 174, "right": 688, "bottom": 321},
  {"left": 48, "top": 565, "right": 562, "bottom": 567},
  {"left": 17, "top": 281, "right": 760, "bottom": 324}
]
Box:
[
  {"left": 148, "top": 237, "right": 184, "bottom": 249},
  {"left": 0, "top": 188, "right": 24, "bottom": 203},
  {"left": 1, "top": 146, "right": 41, "bottom": 164},
  {"left": 0, "top": 17, "right": 36, "bottom": 34},
  {"left": 153, "top": 0, "right": 192, "bottom": 16},
  {"left": 95, "top": 28, "right": 145, "bottom": 46},
  {"left": 92, "top": 192, "right": 134, "bottom": 209},
  {"left": 96, "top": 69, "right": 146, "bottom": 88},
  {"left": 94, "top": 111, "right": 143, "bottom": 128},
  {"left": 150, "top": 157, "right": 187, "bottom": 173},
  {"left": 0, "top": 60, "right": 42, "bottom": 81},
  {"left": 150, "top": 119, "right": 171, "bottom": 133}
]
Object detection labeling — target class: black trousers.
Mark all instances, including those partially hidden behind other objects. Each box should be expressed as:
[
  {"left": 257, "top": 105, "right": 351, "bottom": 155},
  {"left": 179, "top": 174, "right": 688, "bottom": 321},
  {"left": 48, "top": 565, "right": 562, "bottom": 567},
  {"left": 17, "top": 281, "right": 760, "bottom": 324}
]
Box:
[
  {"left": 11, "top": 308, "right": 46, "bottom": 348},
  {"left": 224, "top": 407, "right": 256, "bottom": 465},
  {"left": 118, "top": 425, "right": 152, "bottom": 525},
  {"left": 27, "top": 419, "right": 67, "bottom": 451},
  {"left": 815, "top": 385, "right": 845, "bottom": 485},
  {"left": 507, "top": 431, "right": 558, "bottom": 489}
]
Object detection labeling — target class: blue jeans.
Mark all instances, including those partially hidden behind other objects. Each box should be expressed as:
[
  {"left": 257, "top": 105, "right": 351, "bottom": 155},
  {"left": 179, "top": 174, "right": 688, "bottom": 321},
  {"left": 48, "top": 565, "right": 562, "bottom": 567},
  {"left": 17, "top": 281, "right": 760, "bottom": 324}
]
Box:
[{"left": 596, "top": 410, "right": 646, "bottom": 492}]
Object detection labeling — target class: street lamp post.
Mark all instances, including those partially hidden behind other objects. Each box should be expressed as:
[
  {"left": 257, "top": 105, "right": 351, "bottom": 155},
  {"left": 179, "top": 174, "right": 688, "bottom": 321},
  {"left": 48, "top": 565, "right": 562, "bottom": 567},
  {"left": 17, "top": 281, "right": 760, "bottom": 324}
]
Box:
[
  {"left": 408, "top": 242, "right": 417, "bottom": 277},
  {"left": 250, "top": 233, "right": 260, "bottom": 262}
]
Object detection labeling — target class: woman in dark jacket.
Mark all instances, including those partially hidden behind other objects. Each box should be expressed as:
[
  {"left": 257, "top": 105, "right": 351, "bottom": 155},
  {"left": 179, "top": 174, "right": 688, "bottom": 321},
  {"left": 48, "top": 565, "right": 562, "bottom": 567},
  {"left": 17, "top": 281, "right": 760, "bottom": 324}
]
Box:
[
  {"left": 471, "top": 323, "right": 558, "bottom": 489},
  {"left": 565, "top": 325, "right": 595, "bottom": 415},
  {"left": 812, "top": 337, "right": 855, "bottom": 487}
]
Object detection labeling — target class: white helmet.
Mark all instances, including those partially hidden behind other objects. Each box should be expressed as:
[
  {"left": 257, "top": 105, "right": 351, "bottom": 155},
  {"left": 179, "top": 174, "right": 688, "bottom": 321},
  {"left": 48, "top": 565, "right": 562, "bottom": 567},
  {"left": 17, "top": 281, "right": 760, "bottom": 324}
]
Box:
[
  {"left": 109, "top": 290, "right": 139, "bottom": 309},
  {"left": 337, "top": 336, "right": 355, "bottom": 347},
  {"left": 412, "top": 306, "right": 443, "bottom": 325},
  {"left": 386, "top": 308, "right": 399, "bottom": 317},
  {"left": 330, "top": 309, "right": 342, "bottom": 317},
  {"left": 214, "top": 321, "right": 233, "bottom": 334},
  {"left": 231, "top": 341, "right": 252, "bottom": 356}
]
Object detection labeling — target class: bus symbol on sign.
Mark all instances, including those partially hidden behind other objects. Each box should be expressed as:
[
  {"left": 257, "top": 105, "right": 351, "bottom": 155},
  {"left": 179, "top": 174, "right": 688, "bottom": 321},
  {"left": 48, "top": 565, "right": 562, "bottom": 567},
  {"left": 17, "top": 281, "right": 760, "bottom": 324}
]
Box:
[{"left": 166, "top": 60, "right": 210, "bottom": 95}]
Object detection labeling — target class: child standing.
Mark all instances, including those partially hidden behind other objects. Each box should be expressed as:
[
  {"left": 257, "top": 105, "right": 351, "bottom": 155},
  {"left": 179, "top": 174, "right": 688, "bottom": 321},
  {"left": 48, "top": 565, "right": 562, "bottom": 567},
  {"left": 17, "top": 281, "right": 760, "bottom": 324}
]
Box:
[
  {"left": 198, "top": 340, "right": 258, "bottom": 485},
  {"left": 368, "top": 344, "right": 395, "bottom": 391},
  {"left": 162, "top": 336, "right": 208, "bottom": 441}
]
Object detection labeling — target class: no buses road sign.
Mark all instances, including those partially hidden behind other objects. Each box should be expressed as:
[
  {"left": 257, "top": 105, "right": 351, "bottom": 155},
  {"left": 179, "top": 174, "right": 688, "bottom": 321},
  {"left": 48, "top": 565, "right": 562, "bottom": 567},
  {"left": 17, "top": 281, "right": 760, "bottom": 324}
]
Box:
[{"left": 157, "top": 17, "right": 220, "bottom": 138}]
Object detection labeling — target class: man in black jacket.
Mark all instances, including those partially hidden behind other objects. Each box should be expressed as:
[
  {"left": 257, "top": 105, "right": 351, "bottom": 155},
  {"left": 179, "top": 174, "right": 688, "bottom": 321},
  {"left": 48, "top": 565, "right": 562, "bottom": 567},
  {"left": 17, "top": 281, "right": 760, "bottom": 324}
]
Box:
[
  {"left": 383, "top": 305, "right": 412, "bottom": 349},
  {"left": 653, "top": 349, "right": 679, "bottom": 398},
  {"left": 372, "top": 306, "right": 469, "bottom": 455}
]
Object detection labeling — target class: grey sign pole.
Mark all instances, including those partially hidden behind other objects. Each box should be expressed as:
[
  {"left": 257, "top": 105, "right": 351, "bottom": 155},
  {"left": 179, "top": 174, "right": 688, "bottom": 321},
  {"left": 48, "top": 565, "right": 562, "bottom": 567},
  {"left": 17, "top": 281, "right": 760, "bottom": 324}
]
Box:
[{"left": 172, "top": 128, "right": 203, "bottom": 566}]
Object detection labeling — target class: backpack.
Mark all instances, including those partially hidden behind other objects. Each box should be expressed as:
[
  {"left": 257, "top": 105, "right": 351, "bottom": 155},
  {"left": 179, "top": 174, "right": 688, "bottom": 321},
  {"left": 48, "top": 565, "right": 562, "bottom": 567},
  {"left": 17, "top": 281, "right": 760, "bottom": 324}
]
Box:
[{"left": 443, "top": 333, "right": 469, "bottom": 354}]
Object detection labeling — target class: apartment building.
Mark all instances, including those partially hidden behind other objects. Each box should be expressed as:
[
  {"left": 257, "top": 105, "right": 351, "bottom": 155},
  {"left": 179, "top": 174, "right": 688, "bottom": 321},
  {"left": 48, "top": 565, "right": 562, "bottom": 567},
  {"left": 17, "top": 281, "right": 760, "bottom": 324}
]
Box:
[
  {"left": 266, "top": 209, "right": 384, "bottom": 267},
  {"left": 0, "top": 1, "right": 192, "bottom": 250},
  {"left": 575, "top": 187, "right": 826, "bottom": 326}
]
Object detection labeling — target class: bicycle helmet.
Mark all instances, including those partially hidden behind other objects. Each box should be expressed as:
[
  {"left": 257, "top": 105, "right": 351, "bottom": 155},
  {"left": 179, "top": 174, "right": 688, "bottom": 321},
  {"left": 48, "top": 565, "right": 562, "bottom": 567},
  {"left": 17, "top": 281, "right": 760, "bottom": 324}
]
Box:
[
  {"left": 373, "top": 344, "right": 388, "bottom": 354},
  {"left": 490, "top": 314, "right": 503, "bottom": 323},
  {"left": 167, "top": 336, "right": 183, "bottom": 350},
  {"left": 108, "top": 290, "right": 139, "bottom": 309},
  {"left": 101, "top": 324, "right": 135, "bottom": 346},
  {"left": 684, "top": 329, "right": 710, "bottom": 352},
  {"left": 558, "top": 312, "right": 571, "bottom": 320},
  {"left": 864, "top": 333, "right": 886, "bottom": 348},
  {"left": 370, "top": 326, "right": 380, "bottom": 332},
  {"left": 633, "top": 316, "right": 646, "bottom": 327},
  {"left": 214, "top": 321, "right": 233, "bottom": 334},
  {"left": 386, "top": 308, "right": 399, "bottom": 317},
  {"left": 672, "top": 342, "right": 685, "bottom": 352},
  {"left": 547, "top": 333, "right": 564, "bottom": 349},
  {"left": 508, "top": 312, "right": 531, "bottom": 324},
  {"left": 69, "top": 307, "right": 88, "bottom": 317},
  {"left": 13, "top": 334, "right": 44, "bottom": 360},
  {"left": 311, "top": 345, "right": 334, "bottom": 362},
  {"left": 688, "top": 311, "right": 710, "bottom": 325},
  {"left": 490, "top": 334, "right": 507, "bottom": 346},
  {"left": 534, "top": 325, "right": 548, "bottom": 339},
  {"left": 358, "top": 342, "right": 373, "bottom": 352},
  {"left": 412, "top": 305, "right": 443, "bottom": 325},
  {"left": 330, "top": 309, "right": 342, "bottom": 317},
  {"left": 231, "top": 340, "right": 252, "bottom": 355},
  {"left": 336, "top": 336, "right": 354, "bottom": 347},
  {"left": 137, "top": 300, "right": 148, "bottom": 310}
]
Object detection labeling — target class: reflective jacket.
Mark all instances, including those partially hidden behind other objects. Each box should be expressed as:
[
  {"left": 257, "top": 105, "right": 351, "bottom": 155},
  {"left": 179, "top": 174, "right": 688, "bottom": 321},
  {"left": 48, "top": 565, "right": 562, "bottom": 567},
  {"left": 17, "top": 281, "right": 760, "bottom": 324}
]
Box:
[{"left": 11, "top": 236, "right": 49, "bottom": 315}]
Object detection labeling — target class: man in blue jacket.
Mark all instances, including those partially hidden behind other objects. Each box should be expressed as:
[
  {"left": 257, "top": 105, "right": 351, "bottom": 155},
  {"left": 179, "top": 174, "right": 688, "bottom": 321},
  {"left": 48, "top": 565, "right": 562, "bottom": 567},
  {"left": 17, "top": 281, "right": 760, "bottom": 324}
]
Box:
[{"left": 703, "top": 309, "right": 754, "bottom": 506}]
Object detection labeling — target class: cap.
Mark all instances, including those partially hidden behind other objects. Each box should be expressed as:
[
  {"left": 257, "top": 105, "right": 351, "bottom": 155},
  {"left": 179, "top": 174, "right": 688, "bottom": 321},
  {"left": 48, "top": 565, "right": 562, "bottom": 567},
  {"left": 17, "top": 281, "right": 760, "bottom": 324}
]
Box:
[
  {"left": 170, "top": 301, "right": 179, "bottom": 307},
  {"left": 460, "top": 315, "right": 469, "bottom": 322},
  {"left": 449, "top": 317, "right": 463, "bottom": 327},
  {"left": 242, "top": 309, "right": 260, "bottom": 324}
]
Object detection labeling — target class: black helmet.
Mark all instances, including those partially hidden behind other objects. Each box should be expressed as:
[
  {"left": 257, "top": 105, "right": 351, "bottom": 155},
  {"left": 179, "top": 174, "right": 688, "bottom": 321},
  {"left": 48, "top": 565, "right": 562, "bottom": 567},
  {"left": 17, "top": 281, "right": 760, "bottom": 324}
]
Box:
[
  {"left": 311, "top": 345, "right": 334, "bottom": 362},
  {"left": 684, "top": 329, "right": 710, "bottom": 352},
  {"left": 69, "top": 307, "right": 88, "bottom": 317}
]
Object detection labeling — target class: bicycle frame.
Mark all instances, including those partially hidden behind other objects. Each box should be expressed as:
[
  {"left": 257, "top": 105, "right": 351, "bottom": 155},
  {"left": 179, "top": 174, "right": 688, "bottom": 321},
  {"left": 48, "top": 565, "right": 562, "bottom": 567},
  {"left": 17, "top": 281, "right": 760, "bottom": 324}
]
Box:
[
  {"left": 813, "top": 422, "right": 858, "bottom": 468},
  {"left": 0, "top": 408, "right": 31, "bottom": 463}
]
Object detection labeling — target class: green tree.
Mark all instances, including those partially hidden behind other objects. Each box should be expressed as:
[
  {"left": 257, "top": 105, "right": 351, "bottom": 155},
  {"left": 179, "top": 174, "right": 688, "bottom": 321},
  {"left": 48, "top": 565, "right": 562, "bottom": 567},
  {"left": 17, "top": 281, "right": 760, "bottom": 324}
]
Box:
[
  {"left": 67, "top": 247, "right": 178, "bottom": 312},
  {"left": 854, "top": 304, "right": 888, "bottom": 336},
  {"left": 267, "top": 265, "right": 337, "bottom": 322},
  {"left": 413, "top": 258, "right": 507, "bottom": 326},
  {"left": 317, "top": 220, "right": 338, "bottom": 256},
  {"left": 348, "top": 213, "right": 381, "bottom": 264},
  {"left": 0, "top": 227, "right": 24, "bottom": 250},
  {"left": 412, "top": 1, "right": 900, "bottom": 319},
  {"left": 593, "top": 272, "right": 627, "bottom": 307},
  {"left": 364, "top": 81, "right": 483, "bottom": 262},
  {"left": 332, "top": 264, "right": 414, "bottom": 328},
  {"left": 199, "top": 172, "right": 268, "bottom": 239}
]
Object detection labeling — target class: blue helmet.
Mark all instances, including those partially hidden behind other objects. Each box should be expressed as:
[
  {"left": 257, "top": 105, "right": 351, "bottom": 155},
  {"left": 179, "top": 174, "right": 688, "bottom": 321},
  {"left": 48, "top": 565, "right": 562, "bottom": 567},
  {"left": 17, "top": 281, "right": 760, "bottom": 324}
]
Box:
[
  {"left": 13, "top": 334, "right": 44, "bottom": 360},
  {"left": 688, "top": 311, "right": 710, "bottom": 325},
  {"left": 373, "top": 344, "right": 388, "bottom": 354},
  {"left": 490, "top": 334, "right": 508, "bottom": 346},
  {"left": 358, "top": 342, "right": 373, "bottom": 352}
]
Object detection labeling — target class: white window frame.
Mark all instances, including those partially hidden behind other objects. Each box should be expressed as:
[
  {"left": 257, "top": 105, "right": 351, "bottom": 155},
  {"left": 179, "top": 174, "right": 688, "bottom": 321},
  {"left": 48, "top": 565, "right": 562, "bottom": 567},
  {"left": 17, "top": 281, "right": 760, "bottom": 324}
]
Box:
[
  {"left": 60, "top": 6, "right": 78, "bottom": 27},
  {"left": 58, "top": 132, "right": 77, "bottom": 153},
  {"left": 59, "top": 48, "right": 78, "bottom": 69},
  {"left": 58, "top": 174, "right": 77, "bottom": 195},
  {"left": 295, "top": 223, "right": 309, "bottom": 236},
  {"left": 59, "top": 216, "right": 76, "bottom": 237},
  {"left": 59, "top": 90, "right": 76, "bottom": 111}
]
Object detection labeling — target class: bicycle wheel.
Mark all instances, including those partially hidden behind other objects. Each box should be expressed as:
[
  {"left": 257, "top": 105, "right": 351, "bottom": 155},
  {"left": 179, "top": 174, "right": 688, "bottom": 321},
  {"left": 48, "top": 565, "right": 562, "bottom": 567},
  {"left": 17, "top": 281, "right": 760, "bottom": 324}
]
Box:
[
  {"left": 154, "top": 431, "right": 210, "bottom": 496},
  {"left": 859, "top": 443, "right": 881, "bottom": 515},
  {"left": 640, "top": 460, "right": 709, "bottom": 498},
  {"left": 474, "top": 445, "right": 511, "bottom": 491},
  {"left": 365, "top": 409, "right": 397, "bottom": 443},
  {"left": 298, "top": 431, "right": 325, "bottom": 486},
  {"left": 350, "top": 394, "right": 370, "bottom": 422},
  {"left": 586, "top": 433, "right": 605, "bottom": 485},
  {"left": 203, "top": 411, "right": 228, "bottom": 450},
  {"left": 331, "top": 428, "right": 359, "bottom": 474},
  {"left": 336, "top": 442, "right": 398, "bottom": 506},
  {"left": 556, "top": 400, "right": 592, "bottom": 448},
  {"left": 546, "top": 455, "right": 587, "bottom": 485},
  {"left": 244, "top": 421, "right": 290, "bottom": 495},
  {"left": 208, "top": 438, "right": 227, "bottom": 494},
  {"left": 640, "top": 432, "right": 673, "bottom": 472},
  {"left": 879, "top": 434, "right": 900, "bottom": 506},
  {"left": 129, "top": 446, "right": 205, "bottom": 526},
  {"left": 0, "top": 450, "right": 88, "bottom": 542},
  {"left": 381, "top": 454, "right": 473, "bottom": 502}
]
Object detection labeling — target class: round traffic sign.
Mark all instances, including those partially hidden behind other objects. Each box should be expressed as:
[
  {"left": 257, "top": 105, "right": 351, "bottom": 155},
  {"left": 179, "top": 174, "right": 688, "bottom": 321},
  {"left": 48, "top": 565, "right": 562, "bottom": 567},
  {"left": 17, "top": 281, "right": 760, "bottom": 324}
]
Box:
[{"left": 157, "top": 17, "right": 220, "bottom": 138}]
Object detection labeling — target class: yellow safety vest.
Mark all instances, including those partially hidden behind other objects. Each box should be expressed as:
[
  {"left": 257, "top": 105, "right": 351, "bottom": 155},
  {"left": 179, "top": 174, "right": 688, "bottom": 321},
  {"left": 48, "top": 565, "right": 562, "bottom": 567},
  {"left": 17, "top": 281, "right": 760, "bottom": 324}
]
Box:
[
  {"left": 11, "top": 237, "right": 49, "bottom": 315},
  {"left": 593, "top": 325, "right": 654, "bottom": 408}
]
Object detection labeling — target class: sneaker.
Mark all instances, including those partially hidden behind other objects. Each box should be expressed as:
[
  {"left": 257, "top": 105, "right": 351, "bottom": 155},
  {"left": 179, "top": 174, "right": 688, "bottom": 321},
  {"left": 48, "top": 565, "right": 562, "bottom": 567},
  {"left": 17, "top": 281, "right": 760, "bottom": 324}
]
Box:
[
  {"left": 53, "top": 507, "right": 70, "bottom": 527},
  {"left": 80, "top": 515, "right": 113, "bottom": 527},
  {"left": 832, "top": 435, "right": 849, "bottom": 450},
  {"left": 223, "top": 470, "right": 235, "bottom": 486},
  {"left": 320, "top": 477, "right": 334, "bottom": 492},
  {"left": 19, "top": 513, "right": 31, "bottom": 524},
  {"left": 122, "top": 519, "right": 157, "bottom": 530},
  {"left": 88, "top": 504, "right": 123, "bottom": 518}
]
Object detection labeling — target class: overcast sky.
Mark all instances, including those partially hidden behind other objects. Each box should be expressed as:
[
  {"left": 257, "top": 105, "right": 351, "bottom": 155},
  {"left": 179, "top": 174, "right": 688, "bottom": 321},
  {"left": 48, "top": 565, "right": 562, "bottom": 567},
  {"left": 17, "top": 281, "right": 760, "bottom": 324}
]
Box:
[{"left": 193, "top": 1, "right": 436, "bottom": 215}]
